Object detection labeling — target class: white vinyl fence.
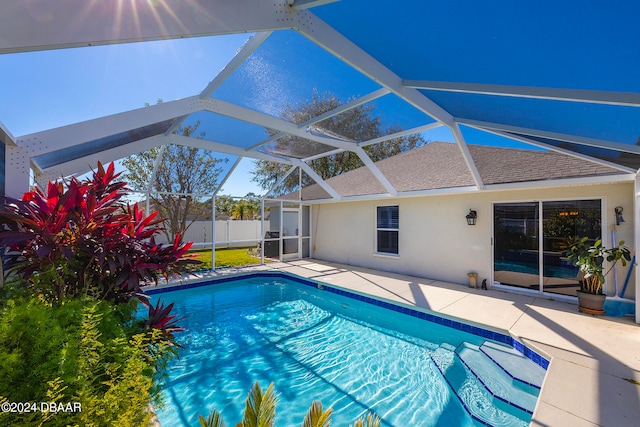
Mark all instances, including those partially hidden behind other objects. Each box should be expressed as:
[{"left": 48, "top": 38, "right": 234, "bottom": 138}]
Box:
[{"left": 155, "top": 220, "right": 262, "bottom": 249}]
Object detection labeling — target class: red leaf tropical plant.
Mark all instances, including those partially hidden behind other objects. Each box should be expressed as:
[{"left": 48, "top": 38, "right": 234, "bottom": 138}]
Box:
[
  {"left": 0, "top": 162, "right": 199, "bottom": 314},
  {"left": 143, "top": 300, "right": 186, "bottom": 346}
]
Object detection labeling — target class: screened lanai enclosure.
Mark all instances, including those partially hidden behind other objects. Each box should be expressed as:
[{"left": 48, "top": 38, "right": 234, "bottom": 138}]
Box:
[{"left": 1, "top": 0, "right": 640, "bottom": 321}]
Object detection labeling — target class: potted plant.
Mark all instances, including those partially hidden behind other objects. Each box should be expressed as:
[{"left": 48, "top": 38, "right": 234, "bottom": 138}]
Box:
[{"left": 564, "top": 237, "right": 631, "bottom": 313}]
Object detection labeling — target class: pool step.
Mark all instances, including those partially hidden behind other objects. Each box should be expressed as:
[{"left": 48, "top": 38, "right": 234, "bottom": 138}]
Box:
[
  {"left": 431, "top": 346, "right": 531, "bottom": 427},
  {"left": 456, "top": 343, "right": 539, "bottom": 415},
  {"left": 480, "top": 341, "right": 546, "bottom": 390}
]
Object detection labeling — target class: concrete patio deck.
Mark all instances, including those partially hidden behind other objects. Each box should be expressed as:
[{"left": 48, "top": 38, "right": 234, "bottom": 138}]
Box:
[{"left": 180, "top": 259, "right": 640, "bottom": 426}]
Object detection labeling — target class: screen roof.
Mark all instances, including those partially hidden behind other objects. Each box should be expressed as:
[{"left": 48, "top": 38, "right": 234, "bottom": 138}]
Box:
[{"left": 1, "top": 0, "right": 638, "bottom": 199}]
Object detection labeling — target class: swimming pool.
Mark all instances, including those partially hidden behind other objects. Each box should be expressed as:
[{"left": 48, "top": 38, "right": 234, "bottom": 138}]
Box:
[{"left": 148, "top": 273, "right": 547, "bottom": 426}]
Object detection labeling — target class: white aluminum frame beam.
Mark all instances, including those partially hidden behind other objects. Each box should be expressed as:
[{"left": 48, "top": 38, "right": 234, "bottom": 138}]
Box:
[
  {"left": 164, "top": 115, "right": 190, "bottom": 136},
  {"left": 296, "top": 88, "right": 391, "bottom": 130},
  {"left": 301, "top": 121, "right": 443, "bottom": 161},
  {"left": 213, "top": 157, "right": 244, "bottom": 196},
  {"left": 457, "top": 118, "right": 640, "bottom": 155},
  {"left": 17, "top": 97, "right": 203, "bottom": 155},
  {"left": 164, "top": 134, "right": 294, "bottom": 166},
  {"left": 40, "top": 133, "right": 292, "bottom": 179},
  {"left": 199, "top": 32, "right": 272, "bottom": 99},
  {"left": 167, "top": 135, "right": 293, "bottom": 164},
  {"left": 265, "top": 164, "right": 298, "bottom": 197},
  {"left": 37, "top": 134, "right": 170, "bottom": 178},
  {"left": 291, "top": 159, "right": 342, "bottom": 200},
  {"left": 451, "top": 122, "right": 484, "bottom": 189},
  {"left": 290, "top": 0, "right": 340, "bottom": 11},
  {"left": 353, "top": 146, "right": 398, "bottom": 196},
  {"left": 466, "top": 124, "right": 636, "bottom": 174},
  {"left": 246, "top": 88, "right": 391, "bottom": 151},
  {"left": 358, "top": 122, "right": 443, "bottom": 147},
  {"left": 403, "top": 80, "right": 640, "bottom": 108},
  {"left": 202, "top": 98, "right": 398, "bottom": 195},
  {"left": 0, "top": 120, "right": 16, "bottom": 146},
  {"left": 0, "top": 0, "right": 294, "bottom": 54},
  {"left": 202, "top": 98, "right": 356, "bottom": 151},
  {"left": 303, "top": 148, "right": 344, "bottom": 162},
  {"left": 302, "top": 125, "right": 398, "bottom": 196},
  {"left": 163, "top": 32, "right": 273, "bottom": 135},
  {"left": 149, "top": 191, "right": 213, "bottom": 198}
]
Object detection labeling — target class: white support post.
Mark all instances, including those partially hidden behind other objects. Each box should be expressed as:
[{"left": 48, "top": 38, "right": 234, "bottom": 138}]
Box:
[
  {"left": 635, "top": 172, "right": 640, "bottom": 324},
  {"left": 299, "top": 165, "right": 302, "bottom": 201},
  {"left": 146, "top": 145, "right": 167, "bottom": 213},
  {"left": 260, "top": 198, "right": 265, "bottom": 264},
  {"left": 279, "top": 201, "right": 283, "bottom": 262},
  {"left": 212, "top": 196, "right": 216, "bottom": 272}
]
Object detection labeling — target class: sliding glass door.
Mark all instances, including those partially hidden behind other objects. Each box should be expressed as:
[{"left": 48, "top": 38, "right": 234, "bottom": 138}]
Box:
[
  {"left": 494, "top": 203, "right": 540, "bottom": 291},
  {"left": 541, "top": 200, "right": 601, "bottom": 296},
  {"left": 494, "top": 200, "right": 602, "bottom": 296}
]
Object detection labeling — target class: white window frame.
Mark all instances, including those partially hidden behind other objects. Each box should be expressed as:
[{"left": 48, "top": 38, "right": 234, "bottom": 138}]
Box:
[{"left": 376, "top": 205, "right": 399, "bottom": 256}]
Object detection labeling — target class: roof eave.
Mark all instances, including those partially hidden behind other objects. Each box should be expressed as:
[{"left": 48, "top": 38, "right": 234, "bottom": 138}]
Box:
[{"left": 297, "top": 173, "right": 634, "bottom": 204}]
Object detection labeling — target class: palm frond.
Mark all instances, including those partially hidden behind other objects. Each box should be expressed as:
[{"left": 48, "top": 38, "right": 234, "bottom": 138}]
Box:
[
  {"left": 242, "top": 382, "right": 277, "bottom": 427},
  {"left": 350, "top": 413, "right": 381, "bottom": 427},
  {"left": 198, "top": 410, "right": 227, "bottom": 427},
  {"left": 302, "top": 400, "right": 332, "bottom": 427}
]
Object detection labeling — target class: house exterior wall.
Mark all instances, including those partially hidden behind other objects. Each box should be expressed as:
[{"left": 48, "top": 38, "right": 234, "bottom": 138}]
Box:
[{"left": 311, "top": 182, "right": 635, "bottom": 299}]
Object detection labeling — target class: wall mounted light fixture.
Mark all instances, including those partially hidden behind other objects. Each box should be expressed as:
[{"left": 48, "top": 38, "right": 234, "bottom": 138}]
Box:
[
  {"left": 615, "top": 206, "right": 625, "bottom": 225},
  {"left": 466, "top": 209, "right": 477, "bottom": 226}
]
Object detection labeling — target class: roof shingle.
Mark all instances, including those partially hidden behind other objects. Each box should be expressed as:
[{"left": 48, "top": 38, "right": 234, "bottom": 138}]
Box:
[{"left": 296, "top": 142, "right": 626, "bottom": 200}]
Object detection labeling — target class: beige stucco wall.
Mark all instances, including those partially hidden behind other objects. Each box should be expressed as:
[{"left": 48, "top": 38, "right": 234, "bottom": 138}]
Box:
[{"left": 311, "top": 182, "right": 635, "bottom": 299}]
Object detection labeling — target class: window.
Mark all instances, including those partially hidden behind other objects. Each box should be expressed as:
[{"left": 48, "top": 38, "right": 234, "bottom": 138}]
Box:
[{"left": 376, "top": 205, "right": 399, "bottom": 254}]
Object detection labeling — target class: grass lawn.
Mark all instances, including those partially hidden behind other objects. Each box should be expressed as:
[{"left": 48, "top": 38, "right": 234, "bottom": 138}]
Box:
[{"left": 188, "top": 247, "right": 267, "bottom": 269}]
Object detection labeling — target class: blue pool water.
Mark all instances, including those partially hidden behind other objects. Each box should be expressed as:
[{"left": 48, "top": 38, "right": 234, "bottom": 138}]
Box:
[{"left": 149, "top": 274, "right": 545, "bottom": 426}]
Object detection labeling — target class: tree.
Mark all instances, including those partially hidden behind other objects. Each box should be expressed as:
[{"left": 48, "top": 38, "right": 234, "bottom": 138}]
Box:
[
  {"left": 231, "top": 199, "right": 260, "bottom": 220},
  {"left": 215, "top": 194, "right": 261, "bottom": 220},
  {"left": 251, "top": 91, "right": 426, "bottom": 193},
  {"left": 122, "top": 121, "right": 228, "bottom": 242}
]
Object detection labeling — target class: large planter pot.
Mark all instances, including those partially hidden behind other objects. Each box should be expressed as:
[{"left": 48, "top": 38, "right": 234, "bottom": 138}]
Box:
[{"left": 577, "top": 290, "right": 606, "bottom": 315}]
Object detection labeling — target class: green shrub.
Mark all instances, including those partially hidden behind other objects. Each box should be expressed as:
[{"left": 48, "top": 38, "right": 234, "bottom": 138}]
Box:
[
  {"left": 0, "top": 161, "right": 192, "bottom": 426},
  {"left": 0, "top": 297, "right": 174, "bottom": 427}
]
